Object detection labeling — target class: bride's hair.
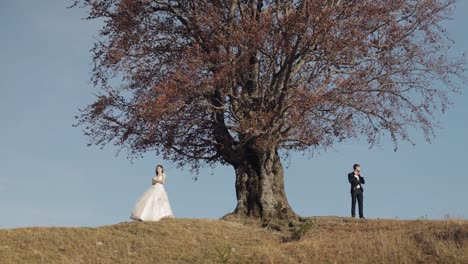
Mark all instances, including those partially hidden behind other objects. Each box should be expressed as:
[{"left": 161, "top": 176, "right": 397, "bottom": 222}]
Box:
[{"left": 155, "top": 164, "right": 164, "bottom": 175}]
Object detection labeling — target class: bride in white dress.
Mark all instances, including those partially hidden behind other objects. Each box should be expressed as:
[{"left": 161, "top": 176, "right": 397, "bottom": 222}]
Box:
[{"left": 130, "top": 164, "right": 175, "bottom": 221}]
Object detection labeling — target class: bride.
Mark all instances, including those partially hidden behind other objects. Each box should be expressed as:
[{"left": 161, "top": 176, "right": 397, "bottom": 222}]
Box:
[{"left": 130, "top": 164, "right": 175, "bottom": 221}]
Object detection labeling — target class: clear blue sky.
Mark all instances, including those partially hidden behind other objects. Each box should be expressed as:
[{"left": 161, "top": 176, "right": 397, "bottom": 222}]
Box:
[{"left": 1, "top": 0, "right": 467, "bottom": 229}]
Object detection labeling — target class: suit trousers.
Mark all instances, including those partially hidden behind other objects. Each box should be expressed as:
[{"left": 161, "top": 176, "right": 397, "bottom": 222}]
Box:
[{"left": 351, "top": 189, "right": 364, "bottom": 218}]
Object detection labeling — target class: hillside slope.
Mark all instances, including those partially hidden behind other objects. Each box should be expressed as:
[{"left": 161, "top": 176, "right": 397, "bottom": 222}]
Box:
[{"left": 0, "top": 217, "right": 467, "bottom": 263}]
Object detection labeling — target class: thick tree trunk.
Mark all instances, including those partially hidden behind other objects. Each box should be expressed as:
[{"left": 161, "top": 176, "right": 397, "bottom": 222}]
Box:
[{"left": 229, "top": 148, "right": 299, "bottom": 223}]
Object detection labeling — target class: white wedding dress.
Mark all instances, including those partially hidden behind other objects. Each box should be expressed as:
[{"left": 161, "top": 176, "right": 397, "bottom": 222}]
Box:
[{"left": 130, "top": 173, "right": 175, "bottom": 221}]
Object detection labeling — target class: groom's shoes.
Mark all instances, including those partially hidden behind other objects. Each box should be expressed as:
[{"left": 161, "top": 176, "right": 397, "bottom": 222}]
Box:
[{"left": 351, "top": 215, "right": 365, "bottom": 219}]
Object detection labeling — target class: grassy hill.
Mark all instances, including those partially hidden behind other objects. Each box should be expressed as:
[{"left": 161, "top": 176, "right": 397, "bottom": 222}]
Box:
[{"left": 0, "top": 217, "right": 467, "bottom": 263}]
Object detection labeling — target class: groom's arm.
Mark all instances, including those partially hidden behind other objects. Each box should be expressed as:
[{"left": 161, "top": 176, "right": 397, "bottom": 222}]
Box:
[{"left": 348, "top": 173, "right": 358, "bottom": 186}]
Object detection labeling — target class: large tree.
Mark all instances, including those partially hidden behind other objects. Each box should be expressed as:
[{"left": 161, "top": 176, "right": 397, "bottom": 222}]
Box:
[{"left": 72, "top": 0, "right": 465, "bottom": 223}]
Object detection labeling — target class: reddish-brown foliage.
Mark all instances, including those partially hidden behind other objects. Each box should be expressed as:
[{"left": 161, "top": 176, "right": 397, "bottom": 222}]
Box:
[{"left": 73, "top": 0, "right": 465, "bottom": 173}]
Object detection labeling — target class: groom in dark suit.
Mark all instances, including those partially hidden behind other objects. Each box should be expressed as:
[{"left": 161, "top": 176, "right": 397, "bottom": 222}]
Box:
[{"left": 348, "top": 164, "right": 365, "bottom": 219}]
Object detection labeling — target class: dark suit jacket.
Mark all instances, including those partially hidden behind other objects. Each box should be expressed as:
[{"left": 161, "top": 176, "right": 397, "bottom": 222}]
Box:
[{"left": 348, "top": 172, "right": 365, "bottom": 193}]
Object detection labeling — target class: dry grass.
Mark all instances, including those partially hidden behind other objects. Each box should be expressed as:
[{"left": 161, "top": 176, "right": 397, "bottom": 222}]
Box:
[{"left": 0, "top": 217, "right": 467, "bottom": 263}]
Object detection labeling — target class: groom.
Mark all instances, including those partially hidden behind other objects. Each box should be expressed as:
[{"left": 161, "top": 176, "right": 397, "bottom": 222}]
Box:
[{"left": 348, "top": 164, "right": 365, "bottom": 219}]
